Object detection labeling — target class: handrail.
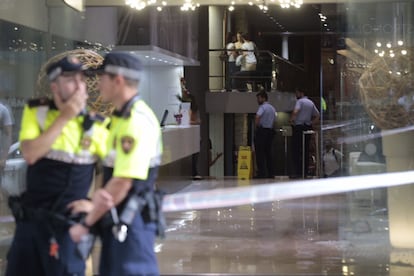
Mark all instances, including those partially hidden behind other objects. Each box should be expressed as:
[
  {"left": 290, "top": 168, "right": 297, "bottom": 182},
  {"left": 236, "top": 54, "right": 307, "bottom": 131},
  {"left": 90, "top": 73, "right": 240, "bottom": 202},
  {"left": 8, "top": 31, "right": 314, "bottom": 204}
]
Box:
[
  {"left": 210, "top": 48, "right": 304, "bottom": 71},
  {"left": 209, "top": 48, "right": 305, "bottom": 92}
]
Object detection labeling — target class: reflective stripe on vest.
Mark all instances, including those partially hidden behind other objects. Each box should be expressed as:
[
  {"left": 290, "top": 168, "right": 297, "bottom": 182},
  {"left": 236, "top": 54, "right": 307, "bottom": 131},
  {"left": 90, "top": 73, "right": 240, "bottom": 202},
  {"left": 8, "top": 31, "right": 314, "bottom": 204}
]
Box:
[{"left": 45, "top": 149, "right": 97, "bottom": 164}]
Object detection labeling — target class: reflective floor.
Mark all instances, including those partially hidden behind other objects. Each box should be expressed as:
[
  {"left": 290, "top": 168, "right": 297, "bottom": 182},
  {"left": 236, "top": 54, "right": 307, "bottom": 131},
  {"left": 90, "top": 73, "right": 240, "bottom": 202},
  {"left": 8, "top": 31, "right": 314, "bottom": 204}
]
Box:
[
  {"left": 156, "top": 178, "right": 414, "bottom": 276},
  {"left": 2, "top": 178, "right": 414, "bottom": 275}
]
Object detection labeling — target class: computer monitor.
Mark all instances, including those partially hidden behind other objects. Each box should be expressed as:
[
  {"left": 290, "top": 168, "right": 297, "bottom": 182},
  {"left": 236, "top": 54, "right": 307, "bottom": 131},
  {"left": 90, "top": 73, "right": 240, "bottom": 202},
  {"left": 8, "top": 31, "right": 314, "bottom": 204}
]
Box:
[{"left": 160, "top": 109, "right": 169, "bottom": 127}]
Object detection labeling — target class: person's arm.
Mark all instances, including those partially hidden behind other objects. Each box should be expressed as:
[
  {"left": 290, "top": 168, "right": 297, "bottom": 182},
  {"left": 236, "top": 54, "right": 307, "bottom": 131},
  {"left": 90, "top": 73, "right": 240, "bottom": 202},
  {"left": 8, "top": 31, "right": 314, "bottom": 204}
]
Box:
[
  {"left": 290, "top": 108, "right": 299, "bottom": 125},
  {"left": 69, "top": 177, "right": 131, "bottom": 242},
  {"left": 311, "top": 105, "right": 320, "bottom": 126},
  {"left": 0, "top": 124, "right": 12, "bottom": 169},
  {"left": 86, "top": 177, "right": 132, "bottom": 226},
  {"left": 311, "top": 113, "right": 320, "bottom": 126},
  {"left": 255, "top": 105, "right": 264, "bottom": 127},
  {"left": 255, "top": 114, "right": 261, "bottom": 128}
]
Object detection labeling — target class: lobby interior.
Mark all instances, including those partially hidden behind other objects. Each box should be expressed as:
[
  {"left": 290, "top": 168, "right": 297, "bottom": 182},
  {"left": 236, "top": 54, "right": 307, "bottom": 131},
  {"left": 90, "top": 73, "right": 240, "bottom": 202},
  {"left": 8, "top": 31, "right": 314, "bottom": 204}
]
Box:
[{"left": 1, "top": 0, "right": 414, "bottom": 275}]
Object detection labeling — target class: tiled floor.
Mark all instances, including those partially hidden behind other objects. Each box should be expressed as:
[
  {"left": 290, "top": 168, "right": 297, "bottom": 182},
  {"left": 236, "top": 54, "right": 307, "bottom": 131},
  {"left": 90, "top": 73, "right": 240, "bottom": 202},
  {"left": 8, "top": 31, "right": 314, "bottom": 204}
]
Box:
[{"left": 2, "top": 178, "right": 414, "bottom": 275}]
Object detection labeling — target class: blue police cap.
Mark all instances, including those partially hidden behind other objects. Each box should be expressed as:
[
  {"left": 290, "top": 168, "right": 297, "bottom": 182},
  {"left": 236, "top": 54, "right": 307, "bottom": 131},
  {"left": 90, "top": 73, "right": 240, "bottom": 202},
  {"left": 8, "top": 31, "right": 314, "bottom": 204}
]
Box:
[
  {"left": 46, "top": 55, "right": 86, "bottom": 81},
  {"left": 97, "top": 52, "right": 143, "bottom": 81}
]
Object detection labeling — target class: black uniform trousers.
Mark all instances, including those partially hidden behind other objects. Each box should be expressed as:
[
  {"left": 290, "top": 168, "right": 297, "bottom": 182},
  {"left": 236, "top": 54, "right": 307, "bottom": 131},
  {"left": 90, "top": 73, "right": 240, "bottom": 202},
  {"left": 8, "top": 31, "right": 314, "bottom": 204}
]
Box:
[
  {"left": 254, "top": 127, "right": 275, "bottom": 179},
  {"left": 292, "top": 124, "right": 313, "bottom": 178}
]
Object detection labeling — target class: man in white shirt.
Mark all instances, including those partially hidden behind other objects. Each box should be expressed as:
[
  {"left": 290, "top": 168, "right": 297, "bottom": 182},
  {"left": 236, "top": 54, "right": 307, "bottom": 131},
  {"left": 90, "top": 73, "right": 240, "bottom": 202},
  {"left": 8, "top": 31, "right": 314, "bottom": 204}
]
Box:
[
  {"left": 233, "top": 33, "right": 257, "bottom": 91},
  {"left": 240, "top": 34, "right": 257, "bottom": 71}
]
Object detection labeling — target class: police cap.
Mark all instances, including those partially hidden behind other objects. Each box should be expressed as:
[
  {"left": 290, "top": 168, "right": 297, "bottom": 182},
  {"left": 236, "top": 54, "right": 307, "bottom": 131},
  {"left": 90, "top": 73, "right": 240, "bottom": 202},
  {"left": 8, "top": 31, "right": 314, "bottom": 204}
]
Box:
[
  {"left": 96, "top": 52, "right": 143, "bottom": 81},
  {"left": 46, "top": 55, "right": 86, "bottom": 82}
]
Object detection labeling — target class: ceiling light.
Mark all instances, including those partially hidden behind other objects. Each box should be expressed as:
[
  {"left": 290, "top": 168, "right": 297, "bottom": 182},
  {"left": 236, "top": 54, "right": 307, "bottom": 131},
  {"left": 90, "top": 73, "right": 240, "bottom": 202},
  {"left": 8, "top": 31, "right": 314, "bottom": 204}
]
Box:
[
  {"left": 126, "top": 0, "right": 148, "bottom": 10},
  {"left": 279, "top": 0, "right": 302, "bottom": 8}
]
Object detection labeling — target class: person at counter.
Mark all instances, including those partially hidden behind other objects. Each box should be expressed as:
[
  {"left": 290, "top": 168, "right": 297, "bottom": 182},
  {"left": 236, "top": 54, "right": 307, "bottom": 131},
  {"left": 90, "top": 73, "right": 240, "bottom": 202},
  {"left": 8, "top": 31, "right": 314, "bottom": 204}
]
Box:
[
  {"left": 254, "top": 91, "right": 276, "bottom": 179},
  {"left": 290, "top": 88, "right": 320, "bottom": 178}
]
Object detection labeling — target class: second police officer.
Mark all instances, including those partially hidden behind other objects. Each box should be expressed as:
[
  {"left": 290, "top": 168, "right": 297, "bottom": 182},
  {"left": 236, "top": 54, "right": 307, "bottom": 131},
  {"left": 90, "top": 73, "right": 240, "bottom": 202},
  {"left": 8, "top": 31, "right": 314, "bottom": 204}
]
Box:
[{"left": 70, "top": 52, "right": 164, "bottom": 276}]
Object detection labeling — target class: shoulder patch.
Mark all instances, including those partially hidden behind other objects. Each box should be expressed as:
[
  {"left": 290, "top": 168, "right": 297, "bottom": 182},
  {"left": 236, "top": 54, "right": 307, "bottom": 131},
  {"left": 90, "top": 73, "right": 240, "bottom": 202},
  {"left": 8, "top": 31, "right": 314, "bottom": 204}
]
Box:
[
  {"left": 28, "top": 97, "right": 52, "bottom": 108},
  {"left": 121, "top": 136, "right": 135, "bottom": 154}
]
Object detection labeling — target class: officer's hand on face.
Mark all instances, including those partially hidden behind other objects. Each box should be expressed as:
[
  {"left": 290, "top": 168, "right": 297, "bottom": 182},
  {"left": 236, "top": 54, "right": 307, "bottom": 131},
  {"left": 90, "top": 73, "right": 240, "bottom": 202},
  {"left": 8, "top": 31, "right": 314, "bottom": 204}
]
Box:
[
  {"left": 54, "top": 88, "right": 88, "bottom": 120},
  {"left": 92, "top": 189, "right": 114, "bottom": 212},
  {"left": 69, "top": 223, "right": 89, "bottom": 243},
  {"left": 67, "top": 199, "right": 93, "bottom": 215}
]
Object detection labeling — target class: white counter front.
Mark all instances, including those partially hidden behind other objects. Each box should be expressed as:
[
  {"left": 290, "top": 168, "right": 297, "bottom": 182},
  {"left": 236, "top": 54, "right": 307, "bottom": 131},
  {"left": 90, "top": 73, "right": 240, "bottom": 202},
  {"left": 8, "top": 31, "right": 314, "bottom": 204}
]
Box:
[{"left": 161, "top": 125, "right": 200, "bottom": 166}]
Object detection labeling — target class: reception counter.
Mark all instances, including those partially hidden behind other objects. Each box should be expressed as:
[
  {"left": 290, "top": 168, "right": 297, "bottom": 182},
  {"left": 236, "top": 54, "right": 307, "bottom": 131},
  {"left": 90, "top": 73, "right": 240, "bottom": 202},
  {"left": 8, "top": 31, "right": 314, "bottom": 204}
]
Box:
[{"left": 161, "top": 124, "right": 200, "bottom": 166}]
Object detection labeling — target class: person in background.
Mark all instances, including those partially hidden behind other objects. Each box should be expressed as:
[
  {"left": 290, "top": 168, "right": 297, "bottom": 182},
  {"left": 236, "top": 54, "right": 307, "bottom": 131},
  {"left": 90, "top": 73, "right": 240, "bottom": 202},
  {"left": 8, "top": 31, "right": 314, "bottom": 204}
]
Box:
[
  {"left": 254, "top": 91, "right": 276, "bottom": 179},
  {"left": 231, "top": 32, "right": 244, "bottom": 91},
  {"left": 69, "top": 52, "right": 164, "bottom": 276},
  {"left": 240, "top": 33, "right": 257, "bottom": 72},
  {"left": 290, "top": 87, "right": 320, "bottom": 178},
  {"left": 235, "top": 31, "right": 244, "bottom": 51},
  {"left": 322, "top": 139, "right": 343, "bottom": 178},
  {"left": 6, "top": 56, "right": 108, "bottom": 276},
  {"left": 0, "top": 94, "right": 13, "bottom": 178},
  {"left": 225, "top": 32, "right": 238, "bottom": 91},
  {"left": 234, "top": 33, "right": 257, "bottom": 91}
]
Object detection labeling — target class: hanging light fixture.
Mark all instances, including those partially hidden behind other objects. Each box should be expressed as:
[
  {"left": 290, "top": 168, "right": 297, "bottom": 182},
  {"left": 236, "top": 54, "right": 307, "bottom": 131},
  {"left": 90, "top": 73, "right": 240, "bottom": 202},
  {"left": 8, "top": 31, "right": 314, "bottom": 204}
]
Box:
[
  {"left": 279, "top": 0, "right": 302, "bottom": 8},
  {"left": 180, "top": 0, "right": 200, "bottom": 11},
  {"left": 126, "top": 0, "right": 148, "bottom": 10},
  {"left": 126, "top": 0, "right": 160, "bottom": 10}
]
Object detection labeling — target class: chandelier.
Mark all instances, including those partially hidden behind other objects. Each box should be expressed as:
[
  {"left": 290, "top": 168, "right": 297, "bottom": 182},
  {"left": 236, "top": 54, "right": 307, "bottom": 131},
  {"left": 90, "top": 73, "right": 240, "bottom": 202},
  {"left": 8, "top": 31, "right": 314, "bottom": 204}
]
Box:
[
  {"left": 279, "top": 0, "right": 302, "bottom": 8},
  {"left": 125, "top": 0, "right": 157, "bottom": 10}
]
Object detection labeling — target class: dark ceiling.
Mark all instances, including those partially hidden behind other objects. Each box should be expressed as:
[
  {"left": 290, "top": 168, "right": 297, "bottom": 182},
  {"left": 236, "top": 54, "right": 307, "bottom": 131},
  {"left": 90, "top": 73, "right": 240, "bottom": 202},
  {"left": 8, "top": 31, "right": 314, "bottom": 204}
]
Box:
[{"left": 243, "top": 3, "right": 344, "bottom": 35}]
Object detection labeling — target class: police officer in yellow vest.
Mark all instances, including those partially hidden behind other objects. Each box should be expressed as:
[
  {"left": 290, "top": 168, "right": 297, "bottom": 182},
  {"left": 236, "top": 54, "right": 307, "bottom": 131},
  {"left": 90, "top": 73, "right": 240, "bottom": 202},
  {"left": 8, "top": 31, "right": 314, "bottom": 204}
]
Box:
[
  {"left": 69, "top": 52, "right": 164, "bottom": 276},
  {"left": 6, "top": 56, "right": 108, "bottom": 276}
]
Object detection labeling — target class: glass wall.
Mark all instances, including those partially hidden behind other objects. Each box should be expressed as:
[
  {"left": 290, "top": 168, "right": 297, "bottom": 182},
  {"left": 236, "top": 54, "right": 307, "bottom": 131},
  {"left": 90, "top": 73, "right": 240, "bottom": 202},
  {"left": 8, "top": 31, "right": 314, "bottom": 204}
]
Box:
[{"left": 1, "top": 0, "right": 414, "bottom": 275}]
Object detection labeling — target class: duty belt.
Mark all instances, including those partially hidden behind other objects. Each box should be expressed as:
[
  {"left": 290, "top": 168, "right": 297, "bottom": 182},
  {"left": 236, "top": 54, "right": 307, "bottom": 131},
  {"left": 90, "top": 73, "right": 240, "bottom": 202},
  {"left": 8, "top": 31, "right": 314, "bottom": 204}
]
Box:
[
  {"left": 8, "top": 196, "right": 83, "bottom": 227},
  {"left": 100, "top": 189, "right": 166, "bottom": 242}
]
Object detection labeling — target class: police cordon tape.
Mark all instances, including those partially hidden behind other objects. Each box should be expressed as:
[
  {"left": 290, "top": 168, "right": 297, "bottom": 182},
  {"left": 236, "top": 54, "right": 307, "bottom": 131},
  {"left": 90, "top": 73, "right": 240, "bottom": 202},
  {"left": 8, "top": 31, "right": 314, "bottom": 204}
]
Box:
[
  {"left": 1, "top": 171, "right": 413, "bottom": 223},
  {"left": 161, "top": 170, "right": 414, "bottom": 212}
]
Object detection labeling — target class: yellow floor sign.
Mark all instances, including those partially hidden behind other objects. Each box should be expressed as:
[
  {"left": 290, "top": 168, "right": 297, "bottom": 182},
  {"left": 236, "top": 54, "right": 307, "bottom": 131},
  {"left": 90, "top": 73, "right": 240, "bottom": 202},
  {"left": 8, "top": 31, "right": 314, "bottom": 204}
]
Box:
[{"left": 237, "top": 146, "right": 253, "bottom": 180}]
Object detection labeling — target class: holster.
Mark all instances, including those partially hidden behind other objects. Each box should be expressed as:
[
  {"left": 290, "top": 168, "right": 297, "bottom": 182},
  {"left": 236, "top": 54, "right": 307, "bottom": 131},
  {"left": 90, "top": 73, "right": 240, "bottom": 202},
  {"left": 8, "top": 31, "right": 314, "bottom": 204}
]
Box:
[
  {"left": 97, "top": 189, "right": 166, "bottom": 238},
  {"left": 8, "top": 196, "right": 25, "bottom": 221}
]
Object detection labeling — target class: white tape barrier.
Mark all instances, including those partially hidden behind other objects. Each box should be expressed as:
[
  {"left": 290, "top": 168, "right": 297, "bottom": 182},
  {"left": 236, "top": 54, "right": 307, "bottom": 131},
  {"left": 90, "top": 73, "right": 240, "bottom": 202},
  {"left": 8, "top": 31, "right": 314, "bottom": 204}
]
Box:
[{"left": 162, "top": 171, "right": 414, "bottom": 212}]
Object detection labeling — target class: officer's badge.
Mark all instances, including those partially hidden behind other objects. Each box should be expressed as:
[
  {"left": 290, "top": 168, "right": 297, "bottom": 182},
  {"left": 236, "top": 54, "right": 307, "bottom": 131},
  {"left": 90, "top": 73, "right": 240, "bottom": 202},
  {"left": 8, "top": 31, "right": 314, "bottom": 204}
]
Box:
[
  {"left": 81, "top": 136, "right": 92, "bottom": 150},
  {"left": 121, "top": 136, "right": 135, "bottom": 154}
]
